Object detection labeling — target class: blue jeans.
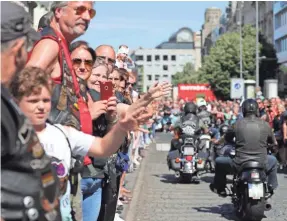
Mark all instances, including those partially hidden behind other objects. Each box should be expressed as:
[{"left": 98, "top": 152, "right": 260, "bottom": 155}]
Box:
[
  {"left": 81, "top": 178, "right": 103, "bottom": 221},
  {"left": 152, "top": 123, "right": 156, "bottom": 139},
  {"left": 209, "top": 127, "right": 220, "bottom": 140},
  {"left": 213, "top": 155, "right": 278, "bottom": 190}
]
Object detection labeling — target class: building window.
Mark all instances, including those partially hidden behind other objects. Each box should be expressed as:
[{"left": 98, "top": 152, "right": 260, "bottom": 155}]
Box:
[
  {"left": 187, "top": 55, "right": 193, "bottom": 61},
  {"left": 147, "top": 75, "right": 152, "bottom": 81},
  {"left": 275, "top": 36, "right": 287, "bottom": 53},
  {"left": 171, "top": 55, "right": 176, "bottom": 61},
  {"left": 136, "top": 55, "right": 144, "bottom": 61},
  {"left": 179, "top": 55, "right": 185, "bottom": 62},
  {"left": 155, "top": 75, "right": 160, "bottom": 81},
  {"left": 163, "top": 75, "right": 168, "bottom": 78},
  {"left": 163, "top": 55, "right": 168, "bottom": 61},
  {"left": 147, "top": 55, "right": 152, "bottom": 62},
  {"left": 155, "top": 55, "right": 160, "bottom": 61},
  {"left": 163, "top": 65, "right": 168, "bottom": 71},
  {"left": 275, "top": 7, "right": 287, "bottom": 29}
]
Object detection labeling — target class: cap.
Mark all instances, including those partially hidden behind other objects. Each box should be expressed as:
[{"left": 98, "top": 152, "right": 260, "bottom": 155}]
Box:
[{"left": 1, "top": 1, "right": 40, "bottom": 42}]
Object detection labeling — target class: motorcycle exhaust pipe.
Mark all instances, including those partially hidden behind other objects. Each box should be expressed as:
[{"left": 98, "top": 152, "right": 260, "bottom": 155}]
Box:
[
  {"left": 265, "top": 203, "right": 272, "bottom": 211},
  {"left": 175, "top": 171, "right": 180, "bottom": 178}
]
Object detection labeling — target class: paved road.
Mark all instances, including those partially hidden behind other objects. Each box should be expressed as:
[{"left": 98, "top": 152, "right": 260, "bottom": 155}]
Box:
[{"left": 126, "top": 133, "right": 287, "bottom": 221}]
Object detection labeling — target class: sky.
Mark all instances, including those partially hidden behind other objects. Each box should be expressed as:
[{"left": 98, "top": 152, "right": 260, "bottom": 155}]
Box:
[{"left": 79, "top": 1, "right": 228, "bottom": 50}]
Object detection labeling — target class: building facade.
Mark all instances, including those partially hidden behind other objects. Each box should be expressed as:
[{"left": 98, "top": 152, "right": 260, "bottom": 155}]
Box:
[
  {"left": 131, "top": 28, "right": 201, "bottom": 92},
  {"left": 25, "top": 1, "right": 51, "bottom": 30},
  {"left": 274, "top": 1, "right": 287, "bottom": 65},
  {"left": 226, "top": 1, "right": 274, "bottom": 43},
  {"left": 201, "top": 7, "right": 222, "bottom": 58},
  {"left": 274, "top": 1, "right": 287, "bottom": 94},
  {"left": 202, "top": 14, "right": 227, "bottom": 56},
  {"left": 32, "top": 2, "right": 51, "bottom": 30}
]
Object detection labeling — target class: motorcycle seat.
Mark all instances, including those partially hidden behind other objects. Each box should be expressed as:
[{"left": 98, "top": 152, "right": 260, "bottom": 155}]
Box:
[{"left": 238, "top": 161, "right": 265, "bottom": 173}]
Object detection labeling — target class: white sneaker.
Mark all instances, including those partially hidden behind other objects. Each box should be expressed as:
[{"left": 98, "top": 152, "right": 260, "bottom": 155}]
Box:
[{"left": 114, "top": 213, "right": 125, "bottom": 221}]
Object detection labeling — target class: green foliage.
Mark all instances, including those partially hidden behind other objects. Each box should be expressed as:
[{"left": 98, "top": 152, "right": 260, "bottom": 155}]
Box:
[
  {"left": 172, "top": 62, "right": 199, "bottom": 85},
  {"left": 198, "top": 24, "right": 278, "bottom": 99},
  {"left": 280, "top": 65, "right": 287, "bottom": 74}
]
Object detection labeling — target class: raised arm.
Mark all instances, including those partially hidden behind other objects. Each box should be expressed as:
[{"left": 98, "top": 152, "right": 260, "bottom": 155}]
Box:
[{"left": 88, "top": 107, "right": 152, "bottom": 157}]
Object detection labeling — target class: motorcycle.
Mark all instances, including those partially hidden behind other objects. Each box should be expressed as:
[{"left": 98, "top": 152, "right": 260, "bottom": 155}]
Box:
[
  {"left": 227, "top": 150, "right": 273, "bottom": 221},
  {"left": 173, "top": 135, "right": 204, "bottom": 183},
  {"left": 196, "top": 133, "right": 213, "bottom": 172}
]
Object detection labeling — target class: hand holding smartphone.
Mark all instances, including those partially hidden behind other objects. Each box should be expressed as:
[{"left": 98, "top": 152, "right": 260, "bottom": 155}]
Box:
[{"left": 100, "top": 81, "right": 114, "bottom": 101}]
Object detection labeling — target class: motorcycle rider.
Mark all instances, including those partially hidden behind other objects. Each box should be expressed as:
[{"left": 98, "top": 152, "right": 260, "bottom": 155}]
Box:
[
  {"left": 197, "top": 98, "right": 212, "bottom": 128},
  {"left": 210, "top": 99, "right": 278, "bottom": 197},
  {"left": 214, "top": 124, "right": 235, "bottom": 158},
  {"left": 169, "top": 102, "right": 199, "bottom": 152}
]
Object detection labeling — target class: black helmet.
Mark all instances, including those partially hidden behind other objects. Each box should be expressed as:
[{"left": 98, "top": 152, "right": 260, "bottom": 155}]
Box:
[
  {"left": 219, "top": 124, "right": 229, "bottom": 135},
  {"left": 242, "top": 99, "right": 259, "bottom": 117},
  {"left": 184, "top": 102, "right": 197, "bottom": 115}
]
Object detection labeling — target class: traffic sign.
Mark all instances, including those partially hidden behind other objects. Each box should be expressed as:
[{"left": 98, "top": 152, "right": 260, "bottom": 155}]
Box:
[{"left": 230, "top": 78, "right": 244, "bottom": 99}]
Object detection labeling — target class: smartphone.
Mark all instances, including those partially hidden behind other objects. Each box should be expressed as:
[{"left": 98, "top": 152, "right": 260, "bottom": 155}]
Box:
[{"left": 100, "top": 81, "right": 114, "bottom": 100}]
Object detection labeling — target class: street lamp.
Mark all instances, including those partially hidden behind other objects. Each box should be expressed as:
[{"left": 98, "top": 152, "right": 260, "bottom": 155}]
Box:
[
  {"left": 255, "top": 1, "right": 259, "bottom": 87},
  {"left": 238, "top": 1, "right": 244, "bottom": 79}
]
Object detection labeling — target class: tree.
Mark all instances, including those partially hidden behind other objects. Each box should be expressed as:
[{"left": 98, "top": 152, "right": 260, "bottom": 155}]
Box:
[
  {"left": 172, "top": 62, "right": 199, "bottom": 85},
  {"left": 198, "top": 25, "right": 278, "bottom": 99}
]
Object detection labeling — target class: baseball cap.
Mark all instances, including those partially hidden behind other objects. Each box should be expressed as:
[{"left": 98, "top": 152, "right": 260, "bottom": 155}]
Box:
[{"left": 1, "top": 1, "right": 40, "bottom": 42}]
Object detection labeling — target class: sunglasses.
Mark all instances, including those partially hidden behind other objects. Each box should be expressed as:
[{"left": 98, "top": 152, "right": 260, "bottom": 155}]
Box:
[
  {"left": 108, "top": 77, "right": 120, "bottom": 81},
  {"left": 69, "top": 5, "right": 96, "bottom": 19},
  {"left": 72, "top": 58, "right": 93, "bottom": 69},
  {"left": 97, "top": 56, "right": 116, "bottom": 66},
  {"left": 126, "top": 82, "right": 136, "bottom": 87}
]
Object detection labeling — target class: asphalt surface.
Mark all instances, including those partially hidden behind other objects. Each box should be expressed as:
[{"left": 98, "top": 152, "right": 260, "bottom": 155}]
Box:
[{"left": 125, "top": 133, "right": 287, "bottom": 221}]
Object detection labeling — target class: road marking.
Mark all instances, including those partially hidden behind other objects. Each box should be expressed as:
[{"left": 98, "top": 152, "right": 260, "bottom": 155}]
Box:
[{"left": 156, "top": 143, "right": 170, "bottom": 151}]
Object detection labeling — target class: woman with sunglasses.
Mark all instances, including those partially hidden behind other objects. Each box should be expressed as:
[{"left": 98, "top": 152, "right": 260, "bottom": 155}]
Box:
[
  {"left": 11, "top": 67, "right": 151, "bottom": 221},
  {"left": 70, "top": 43, "right": 118, "bottom": 221},
  {"left": 70, "top": 41, "right": 95, "bottom": 81},
  {"left": 70, "top": 41, "right": 115, "bottom": 221}
]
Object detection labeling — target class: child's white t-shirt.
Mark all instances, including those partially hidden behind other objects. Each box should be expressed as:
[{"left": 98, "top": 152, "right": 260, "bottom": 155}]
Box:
[{"left": 37, "top": 123, "right": 95, "bottom": 220}]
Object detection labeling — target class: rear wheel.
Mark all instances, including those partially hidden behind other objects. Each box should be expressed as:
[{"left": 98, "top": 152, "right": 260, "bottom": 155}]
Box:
[{"left": 240, "top": 187, "right": 265, "bottom": 221}]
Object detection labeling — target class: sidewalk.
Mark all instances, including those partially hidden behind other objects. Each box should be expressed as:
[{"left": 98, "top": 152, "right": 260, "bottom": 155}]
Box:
[{"left": 121, "top": 145, "right": 152, "bottom": 220}]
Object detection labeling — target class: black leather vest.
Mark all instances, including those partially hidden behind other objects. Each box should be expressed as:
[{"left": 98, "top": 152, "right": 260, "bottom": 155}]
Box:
[{"left": 1, "top": 85, "right": 62, "bottom": 221}]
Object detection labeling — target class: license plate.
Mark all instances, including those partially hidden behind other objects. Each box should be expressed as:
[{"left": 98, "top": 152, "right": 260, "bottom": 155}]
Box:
[
  {"left": 184, "top": 147, "right": 194, "bottom": 155},
  {"left": 248, "top": 183, "right": 264, "bottom": 199}
]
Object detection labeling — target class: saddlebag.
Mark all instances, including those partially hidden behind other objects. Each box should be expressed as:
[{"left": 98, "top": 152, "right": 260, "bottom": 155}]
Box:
[{"left": 167, "top": 150, "right": 181, "bottom": 171}]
